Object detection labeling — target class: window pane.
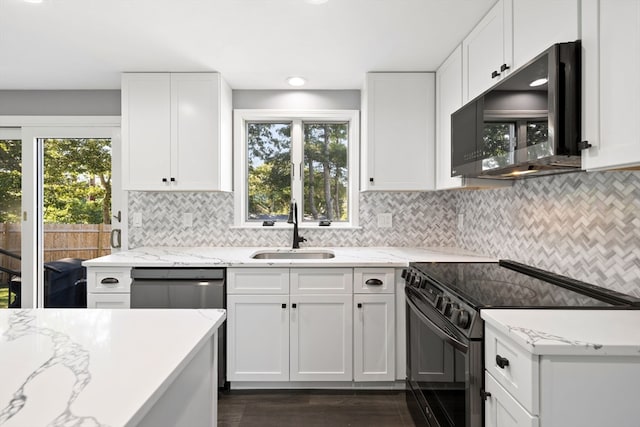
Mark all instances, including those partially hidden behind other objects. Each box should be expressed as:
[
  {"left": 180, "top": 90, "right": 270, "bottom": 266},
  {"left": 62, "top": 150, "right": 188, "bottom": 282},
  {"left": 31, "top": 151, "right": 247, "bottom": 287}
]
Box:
[
  {"left": 481, "top": 122, "right": 516, "bottom": 171},
  {"left": 303, "top": 123, "right": 349, "bottom": 222},
  {"left": 526, "top": 120, "right": 552, "bottom": 160},
  {"left": 0, "top": 138, "right": 21, "bottom": 308},
  {"left": 247, "top": 122, "right": 292, "bottom": 222}
]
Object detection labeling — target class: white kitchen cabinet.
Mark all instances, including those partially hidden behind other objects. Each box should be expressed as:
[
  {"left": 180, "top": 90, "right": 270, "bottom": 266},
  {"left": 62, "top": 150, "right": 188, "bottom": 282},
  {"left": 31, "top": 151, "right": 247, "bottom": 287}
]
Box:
[
  {"left": 290, "top": 294, "right": 353, "bottom": 381},
  {"left": 361, "top": 72, "right": 435, "bottom": 191},
  {"left": 485, "top": 373, "right": 538, "bottom": 427},
  {"left": 484, "top": 322, "right": 640, "bottom": 427},
  {"left": 86, "top": 266, "right": 132, "bottom": 308},
  {"left": 394, "top": 269, "right": 406, "bottom": 381},
  {"left": 353, "top": 268, "right": 395, "bottom": 382},
  {"left": 436, "top": 46, "right": 466, "bottom": 190},
  {"left": 121, "top": 72, "right": 232, "bottom": 191},
  {"left": 511, "top": 0, "right": 579, "bottom": 70},
  {"left": 226, "top": 294, "right": 290, "bottom": 381},
  {"left": 463, "top": 0, "right": 578, "bottom": 103},
  {"left": 462, "top": 0, "right": 513, "bottom": 102},
  {"left": 581, "top": 0, "right": 640, "bottom": 170},
  {"left": 87, "top": 292, "right": 130, "bottom": 309},
  {"left": 353, "top": 294, "right": 395, "bottom": 381},
  {"left": 227, "top": 268, "right": 359, "bottom": 383}
]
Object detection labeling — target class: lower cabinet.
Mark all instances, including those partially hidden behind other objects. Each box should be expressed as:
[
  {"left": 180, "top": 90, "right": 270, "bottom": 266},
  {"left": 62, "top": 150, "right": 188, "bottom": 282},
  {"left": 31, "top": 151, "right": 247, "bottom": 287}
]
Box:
[
  {"left": 226, "top": 267, "right": 395, "bottom": 384},
  {"left": 485, "top": 373, "right": 538, "bottom": 427},
  {"left": 353, "top": 294, "right": 395, "bottom": 381},
  {"left": 226, "top": 294, "right": 289, "bottom": 381},
  {"left": 86, "top": 266, "right": 132, "bottom": 309},
  {"left": 290, "top": 294, "right": 353, "bottom": 381}
]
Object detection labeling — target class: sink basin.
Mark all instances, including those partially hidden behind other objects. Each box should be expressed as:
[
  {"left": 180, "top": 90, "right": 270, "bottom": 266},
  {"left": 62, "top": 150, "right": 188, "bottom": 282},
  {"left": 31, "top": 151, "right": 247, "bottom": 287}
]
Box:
[{"left": 251, "top": 250, "right": 335, "bottom": 260}]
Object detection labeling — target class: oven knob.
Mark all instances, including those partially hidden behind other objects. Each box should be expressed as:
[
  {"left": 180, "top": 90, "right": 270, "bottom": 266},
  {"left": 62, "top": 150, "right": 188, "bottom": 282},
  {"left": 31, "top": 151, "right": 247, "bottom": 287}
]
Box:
[
  {"left": 406, "top": 272, "right": 413, "bottom": 285},
  {"left": 457, "top": 310, "right": 472, "bottom": 329},
  {"left": 434, "top": 295, "right": 444, "bottom": 309},
  {"left": 443, "top": 301, "right": 455, "bottom": 317},
  {"left": 401, "top": 269, "right": 408, "bottom": 279},
  {"left": 414, "top": 276, "right": 423, "bottom": 287}
]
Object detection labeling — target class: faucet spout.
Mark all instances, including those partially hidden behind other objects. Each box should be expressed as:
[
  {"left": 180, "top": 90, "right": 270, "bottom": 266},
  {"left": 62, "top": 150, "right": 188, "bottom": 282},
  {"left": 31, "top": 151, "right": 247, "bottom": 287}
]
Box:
[{"left": 290, "top": 202, "right": 306, "bottom": 249}]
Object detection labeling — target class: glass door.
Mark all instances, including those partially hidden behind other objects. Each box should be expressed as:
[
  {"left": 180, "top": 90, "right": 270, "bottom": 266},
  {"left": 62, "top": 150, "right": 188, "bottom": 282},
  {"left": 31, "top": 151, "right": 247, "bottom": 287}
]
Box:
[{"left": 20, "top": 126, "right": 122, "bottom": 308}]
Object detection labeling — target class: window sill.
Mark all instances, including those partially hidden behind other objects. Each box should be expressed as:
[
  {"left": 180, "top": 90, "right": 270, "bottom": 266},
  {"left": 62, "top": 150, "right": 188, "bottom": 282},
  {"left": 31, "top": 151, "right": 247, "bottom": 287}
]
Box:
[{"left": 230, "top": 224, "right": 362, "bottom": 230}]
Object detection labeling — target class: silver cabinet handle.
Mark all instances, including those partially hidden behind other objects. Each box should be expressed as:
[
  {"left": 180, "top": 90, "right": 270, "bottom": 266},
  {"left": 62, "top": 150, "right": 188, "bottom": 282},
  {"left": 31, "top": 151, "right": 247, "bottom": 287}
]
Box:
[{"left": 110, "top": 229, "right": 122, "bottom": 249}]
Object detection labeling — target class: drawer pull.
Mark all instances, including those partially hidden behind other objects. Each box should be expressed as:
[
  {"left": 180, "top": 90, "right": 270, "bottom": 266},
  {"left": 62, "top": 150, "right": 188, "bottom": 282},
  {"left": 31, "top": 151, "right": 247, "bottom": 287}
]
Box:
[
  {"left": 100, "top": 277, "right": 120, "bottom": 285},
  {"left": 281, "top": 303, "right": 287, "bottom": 309},
  {"left": 365, "top": 278, "right": 383, "bottom": 286},
  {"left": 496, "top": 355, "right": 510, "bottom": 369}
]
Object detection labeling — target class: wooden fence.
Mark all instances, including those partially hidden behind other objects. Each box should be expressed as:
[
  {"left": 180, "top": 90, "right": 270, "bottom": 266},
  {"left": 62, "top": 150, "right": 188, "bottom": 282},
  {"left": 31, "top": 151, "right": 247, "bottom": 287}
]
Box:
[{"left": 0, "top": 223, "right": 112, "bottom": 281}]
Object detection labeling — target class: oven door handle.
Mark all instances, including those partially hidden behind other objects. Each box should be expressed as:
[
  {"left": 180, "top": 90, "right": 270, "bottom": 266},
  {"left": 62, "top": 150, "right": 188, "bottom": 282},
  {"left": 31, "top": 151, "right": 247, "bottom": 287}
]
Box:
[{"left": 406, "top": 289, "right": 469, "bottom": 353}]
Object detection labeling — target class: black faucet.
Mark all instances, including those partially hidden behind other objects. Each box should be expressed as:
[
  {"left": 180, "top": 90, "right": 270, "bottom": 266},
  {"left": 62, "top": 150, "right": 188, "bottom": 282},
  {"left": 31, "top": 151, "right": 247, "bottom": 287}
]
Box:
[{"left": 287, "top": 202, "right": 306, "bottom": 249}]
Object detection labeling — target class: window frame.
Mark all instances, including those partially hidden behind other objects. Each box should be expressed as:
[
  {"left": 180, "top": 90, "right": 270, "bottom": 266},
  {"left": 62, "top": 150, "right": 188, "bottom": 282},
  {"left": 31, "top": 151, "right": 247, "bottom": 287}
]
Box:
[{"left": 233, "top": 109, "right": 360, "bottom": 229}]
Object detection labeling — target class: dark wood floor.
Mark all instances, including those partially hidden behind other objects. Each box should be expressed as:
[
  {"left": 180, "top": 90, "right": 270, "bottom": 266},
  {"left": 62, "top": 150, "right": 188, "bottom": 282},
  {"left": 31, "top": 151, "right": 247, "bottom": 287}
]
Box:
[{"left": 218, "top": 390, "right": 417, "bottom": 427}]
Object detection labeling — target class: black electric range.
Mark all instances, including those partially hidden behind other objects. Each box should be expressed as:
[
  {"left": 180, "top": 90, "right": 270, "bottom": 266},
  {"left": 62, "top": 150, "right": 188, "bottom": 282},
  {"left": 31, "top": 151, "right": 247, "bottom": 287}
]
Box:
[{"left": 403, "top": 260, "right": 640, "bottom": 427}]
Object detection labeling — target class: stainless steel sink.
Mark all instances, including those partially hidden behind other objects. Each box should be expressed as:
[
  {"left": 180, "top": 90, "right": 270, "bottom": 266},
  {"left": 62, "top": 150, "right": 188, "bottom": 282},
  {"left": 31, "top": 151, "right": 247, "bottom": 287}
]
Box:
[{"left": 251, "top": 250, "right": 335, "bottom": 260}]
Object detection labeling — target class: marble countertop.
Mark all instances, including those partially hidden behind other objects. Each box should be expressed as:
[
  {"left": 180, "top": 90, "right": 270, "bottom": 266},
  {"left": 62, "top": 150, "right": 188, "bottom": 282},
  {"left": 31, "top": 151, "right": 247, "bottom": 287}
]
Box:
[
  {"left": 0, "top": 308, "right": 226, "bottom": 427},
  {"left": 481, "top": 309, "right": 640, "bottom": 356},
  {"left": 82, "top": 246, "right": 495, "bottom": 268}
]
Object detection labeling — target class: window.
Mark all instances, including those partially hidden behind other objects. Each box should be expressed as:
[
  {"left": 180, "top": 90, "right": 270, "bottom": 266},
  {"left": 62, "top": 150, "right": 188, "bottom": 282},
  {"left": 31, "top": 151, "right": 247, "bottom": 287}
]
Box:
[{"left": 234, "top": 110, "right": 359, "bottom": 228}]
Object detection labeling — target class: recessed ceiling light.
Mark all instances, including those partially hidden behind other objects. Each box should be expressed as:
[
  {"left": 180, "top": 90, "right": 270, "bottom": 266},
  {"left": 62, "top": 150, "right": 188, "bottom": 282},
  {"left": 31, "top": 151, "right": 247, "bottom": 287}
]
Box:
[
  {"left": 287, "top": 77, "right": 306, "bottom": 87},
  {"left": 305, "top": 0, "right": 329, "bottom": 4},
  {"left": 529, "top": 78, "right": 548, "bottom": 87}
]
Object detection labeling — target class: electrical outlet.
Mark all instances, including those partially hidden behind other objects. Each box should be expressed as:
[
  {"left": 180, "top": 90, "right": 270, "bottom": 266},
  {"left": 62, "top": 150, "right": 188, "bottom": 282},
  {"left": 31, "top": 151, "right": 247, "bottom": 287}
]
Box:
[
  {"left": 457, "top": 213, "right": 464, "bottom": 231},
  {"left": 377, "top": 213, "right": 393, "bottom": 228},
  {"left": 183, "top": 212, "right": 193, "bottom": 227},
  {"left": 133, "top": 212, "right": 142, "bottom": 227}
]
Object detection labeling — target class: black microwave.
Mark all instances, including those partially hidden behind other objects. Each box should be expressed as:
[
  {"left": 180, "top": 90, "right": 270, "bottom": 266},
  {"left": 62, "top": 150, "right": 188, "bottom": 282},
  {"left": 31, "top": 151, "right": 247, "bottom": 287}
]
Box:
[{"left": 451, "top": 41, "right": 582, "bottom": 179}]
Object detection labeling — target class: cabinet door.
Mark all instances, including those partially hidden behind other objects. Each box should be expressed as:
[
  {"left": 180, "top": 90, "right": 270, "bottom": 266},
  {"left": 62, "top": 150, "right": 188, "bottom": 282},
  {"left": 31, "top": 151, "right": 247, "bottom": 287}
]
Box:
[
  {"left": 290, "top": 294, "right": 353, "bottom": 381},
  {"left": 361, "top": 73, "right": 435, "bottom": 191},
  {"left": 436, "top": 46, "right": 465, "bottom": 190},
  {"left": 512, "top": 0, "right": 579, "bottom": 69},
  {"left": 171, "top": 73, "right": 231, "bottom": 191},
  {"left": 353, "top": 294, "right": 395, "bottom": 381},
  {"left": 121, "top": 73, "right": 172, "bottom": 190},
  {"left": 463, "top": 0, "right": 513, "bottom": 102},
  {"left": 582, "top": 0, "right": 640, "bottom": 170},
  {"left": 87, "top": 293, "right": 130, "bottom": 309},
  {"left": 485, "top": 373, "right": 539, "bottom": 427},
  {"left": 226, "top": 295, "right": 289, "bottom": 381}
]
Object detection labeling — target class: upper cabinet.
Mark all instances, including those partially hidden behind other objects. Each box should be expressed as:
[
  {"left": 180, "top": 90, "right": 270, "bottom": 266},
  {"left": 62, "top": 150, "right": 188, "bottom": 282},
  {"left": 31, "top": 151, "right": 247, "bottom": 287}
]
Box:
[
  {"left": 462, "top": 0, "right": 512, "bottom": 102},
  {"left": 581, "top": 0, "right": 640, "bottom": 170},
  {"left": 463, "top": 0, "right": 579, "bottom": 103},
  {"left": 121, "top": 72, "right": 232, "bottom": 191},
  {"left": 436, "top": 46, "right": 465, "bottom": 190},
  {"left": 361, "top": 72, "right": 435, "bottom": 191}
]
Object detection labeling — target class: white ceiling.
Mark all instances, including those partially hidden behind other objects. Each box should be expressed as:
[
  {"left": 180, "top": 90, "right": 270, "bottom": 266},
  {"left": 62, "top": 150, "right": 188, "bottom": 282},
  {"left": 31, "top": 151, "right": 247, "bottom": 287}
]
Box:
[{"left": 0, "top": 0, "right": 496, "bottom": 90}]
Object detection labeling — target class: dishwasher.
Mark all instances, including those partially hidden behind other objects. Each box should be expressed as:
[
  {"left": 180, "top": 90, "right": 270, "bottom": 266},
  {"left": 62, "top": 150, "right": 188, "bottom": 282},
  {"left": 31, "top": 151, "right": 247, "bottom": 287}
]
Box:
[{"left": 130, "top": 267, "right": 226, "bottom": 389}]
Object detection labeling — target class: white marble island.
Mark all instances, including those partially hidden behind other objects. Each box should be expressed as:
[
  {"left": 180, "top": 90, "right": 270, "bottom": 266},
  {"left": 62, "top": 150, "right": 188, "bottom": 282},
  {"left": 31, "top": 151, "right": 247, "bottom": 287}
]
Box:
[{"left": 0, "top": 308, "right": 226, "bottom": 427}]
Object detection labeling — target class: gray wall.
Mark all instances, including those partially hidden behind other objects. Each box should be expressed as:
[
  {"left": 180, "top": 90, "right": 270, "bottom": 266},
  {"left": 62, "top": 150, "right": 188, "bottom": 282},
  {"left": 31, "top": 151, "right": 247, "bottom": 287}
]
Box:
[
  {"left": 233, "top": 90, "right": 360, "bottom": 110},
  {"left": 0, "top": 90, "right": 121, "bottom": 115}
]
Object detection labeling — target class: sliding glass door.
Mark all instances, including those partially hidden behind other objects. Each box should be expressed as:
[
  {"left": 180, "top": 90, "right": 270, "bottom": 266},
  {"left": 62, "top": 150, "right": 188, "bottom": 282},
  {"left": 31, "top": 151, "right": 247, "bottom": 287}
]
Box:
[{"left": 19, "top": 125, "right": 122, "bottom": 308}]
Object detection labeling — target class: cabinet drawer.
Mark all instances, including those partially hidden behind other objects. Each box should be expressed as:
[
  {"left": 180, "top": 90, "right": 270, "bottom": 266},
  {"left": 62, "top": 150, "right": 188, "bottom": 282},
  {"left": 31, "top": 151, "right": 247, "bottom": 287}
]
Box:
[
  {"left": 353, "top": 268, "right": 394, "bottom": 294},
  {"left": 87, "top": 293, "right": 130, "bottom": 309},
  {"left": 227, "top": 268, "right": 289, "bottom": 294},
  {"left": 290, "top": 268, "right": 353, "bottom": 294},
  {"left": 87, "top": 268, "right": 132, "bottom": 293},
  {"left": 485, "top": 324, "right": 539, "bottom": 414},
  {"left": 485, "top": 372, "right": 539, "bottom": 427}
]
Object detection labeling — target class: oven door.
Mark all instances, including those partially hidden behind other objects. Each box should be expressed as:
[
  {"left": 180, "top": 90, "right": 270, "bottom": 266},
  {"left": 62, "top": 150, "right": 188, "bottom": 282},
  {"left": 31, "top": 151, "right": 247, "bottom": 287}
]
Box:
[{"left": 405, "top": 287, "right": 482, "bottom": 427}]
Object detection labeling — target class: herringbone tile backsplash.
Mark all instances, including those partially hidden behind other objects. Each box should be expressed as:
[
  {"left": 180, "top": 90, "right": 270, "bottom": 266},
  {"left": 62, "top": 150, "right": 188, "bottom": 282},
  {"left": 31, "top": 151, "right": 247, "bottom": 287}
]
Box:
[
  {"left": 128, "top": 170, "right": 640, "bottom": 297},
  {"left": 128, "top": 191, "right": 459, "bottom": 248},
  {"left": 456, "top": 171, "right": 640, "bottom": 297}
]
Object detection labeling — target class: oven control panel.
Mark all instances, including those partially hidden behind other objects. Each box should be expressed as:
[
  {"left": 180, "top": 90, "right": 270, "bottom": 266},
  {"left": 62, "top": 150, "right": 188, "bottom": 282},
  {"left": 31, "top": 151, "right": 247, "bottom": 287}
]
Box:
[{"left": 402, "top": 267, "right": 478, "bottom": 337}]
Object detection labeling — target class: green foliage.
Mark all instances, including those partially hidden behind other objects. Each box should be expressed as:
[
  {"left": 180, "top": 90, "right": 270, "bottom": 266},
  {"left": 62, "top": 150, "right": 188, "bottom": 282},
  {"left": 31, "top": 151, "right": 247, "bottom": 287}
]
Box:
[
  {"left": 0, "top": 138, "right": 111, "bottom": 225},
  {"left": 43, "top": 138, "right": 112, "bottom": 224},
  {"left": 0, "top": 139, "right": 22, "bottom": 223}
]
